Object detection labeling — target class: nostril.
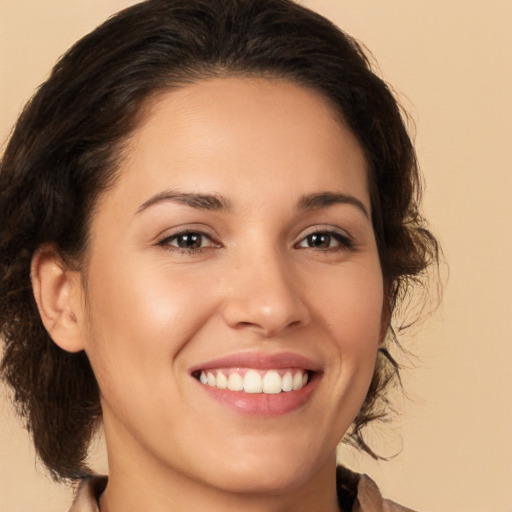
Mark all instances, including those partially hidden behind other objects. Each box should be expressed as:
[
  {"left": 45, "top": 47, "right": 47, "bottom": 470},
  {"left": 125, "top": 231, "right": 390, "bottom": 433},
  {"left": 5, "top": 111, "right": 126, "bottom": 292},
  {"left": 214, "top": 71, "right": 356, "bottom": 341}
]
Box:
[{"left": 221, "top": 287, "right": 310, "bottom": 336}]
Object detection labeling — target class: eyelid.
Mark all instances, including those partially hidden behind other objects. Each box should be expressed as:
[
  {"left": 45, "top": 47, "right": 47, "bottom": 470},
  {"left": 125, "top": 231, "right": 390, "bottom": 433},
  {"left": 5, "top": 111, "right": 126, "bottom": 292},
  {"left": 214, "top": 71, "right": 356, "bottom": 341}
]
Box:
[
  {"left": 155, "top": 223, "right": 217, "bottom": 241},
  {"left": 296, "top": 224, "right": 353, "bottom": 242}
]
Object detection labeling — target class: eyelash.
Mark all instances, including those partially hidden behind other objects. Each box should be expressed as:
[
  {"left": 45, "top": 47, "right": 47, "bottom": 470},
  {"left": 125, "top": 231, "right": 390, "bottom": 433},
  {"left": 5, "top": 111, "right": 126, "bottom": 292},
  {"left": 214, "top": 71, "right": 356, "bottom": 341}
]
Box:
[
  {"left": 157, "top": 229, "right": 354, "bottom": 255},
  {"left": 295, "top": 231, "right": 354, "bottom": 252},
  {"left": 157, "top": 231, "right": 220, "bottom": 254}
]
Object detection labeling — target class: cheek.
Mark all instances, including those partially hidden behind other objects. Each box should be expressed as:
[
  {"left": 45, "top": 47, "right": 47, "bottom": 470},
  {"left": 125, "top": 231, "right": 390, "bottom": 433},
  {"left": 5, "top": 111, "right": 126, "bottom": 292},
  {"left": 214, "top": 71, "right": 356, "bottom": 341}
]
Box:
[
  {"left": 79, "top": 265, "right": 211, "bottom": 425},
  {"left": 313, "top": 263, "right": 384, "bottom": 345},
  {"left": 310, "top": 259, "right": 384, "bottom": 403},
  {"left": 81, "top": 258, "right": 220, "bottom": 374}
]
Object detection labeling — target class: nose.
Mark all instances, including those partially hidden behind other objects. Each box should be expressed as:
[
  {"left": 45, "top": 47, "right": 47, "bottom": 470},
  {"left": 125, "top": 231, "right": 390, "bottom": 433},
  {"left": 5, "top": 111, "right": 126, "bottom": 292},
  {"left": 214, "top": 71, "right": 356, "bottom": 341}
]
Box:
[{"left": 221, "top": 248, "right": 310, "bottom": 337}]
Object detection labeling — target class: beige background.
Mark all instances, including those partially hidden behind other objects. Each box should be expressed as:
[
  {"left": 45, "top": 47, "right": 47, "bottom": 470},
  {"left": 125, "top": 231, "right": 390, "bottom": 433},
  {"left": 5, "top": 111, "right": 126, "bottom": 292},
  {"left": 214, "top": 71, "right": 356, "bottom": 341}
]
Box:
[{"left": 1, "top": 1, "right": 511, "bottom": 511}]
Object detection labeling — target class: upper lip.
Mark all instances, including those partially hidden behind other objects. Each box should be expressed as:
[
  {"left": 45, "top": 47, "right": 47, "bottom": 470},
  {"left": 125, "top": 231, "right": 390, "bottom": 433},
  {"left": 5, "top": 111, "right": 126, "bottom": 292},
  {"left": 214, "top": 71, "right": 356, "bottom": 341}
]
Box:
[{"left": 190, "top": 351, "right": 323, "bottom": 374}]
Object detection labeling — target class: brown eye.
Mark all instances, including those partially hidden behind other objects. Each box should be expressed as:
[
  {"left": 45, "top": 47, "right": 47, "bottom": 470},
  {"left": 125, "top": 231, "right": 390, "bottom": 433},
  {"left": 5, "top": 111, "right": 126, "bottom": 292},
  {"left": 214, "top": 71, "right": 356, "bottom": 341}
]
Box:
[
  {"left": 306, "top": 233, "right": 332, "bottom": 248},
  {"left": 175, "top": 233, "right": 203, "bottom": 249},
  {"left": 158, "top": 231, "right": 215, "bottom": 251},
  {"left": 297, "top": 231, "right": 353, "bottom": 250}
]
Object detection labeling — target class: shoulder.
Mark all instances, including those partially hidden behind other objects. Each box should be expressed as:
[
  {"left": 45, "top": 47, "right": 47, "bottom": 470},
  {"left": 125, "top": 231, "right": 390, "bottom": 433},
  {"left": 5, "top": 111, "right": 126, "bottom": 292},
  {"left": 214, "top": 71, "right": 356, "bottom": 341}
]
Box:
[
  {"left": 68, "top": 475, "right": 107, "bottom": 512},
  {"left": 356, "top": 474, "right": 418, "bottom": 512},
  {"left": 337, "top": 466, "right": 418, "bottom": 512}
]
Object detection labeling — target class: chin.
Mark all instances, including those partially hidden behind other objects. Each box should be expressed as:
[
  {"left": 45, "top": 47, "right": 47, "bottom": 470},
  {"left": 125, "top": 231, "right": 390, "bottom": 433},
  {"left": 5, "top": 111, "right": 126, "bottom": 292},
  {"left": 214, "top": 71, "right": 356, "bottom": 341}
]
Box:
[
  {"left": 192, "top": 437, "right": 332, "bottom": 496},
  {"left": 211, "top": 463, "right": 314, "bottom": 496}
]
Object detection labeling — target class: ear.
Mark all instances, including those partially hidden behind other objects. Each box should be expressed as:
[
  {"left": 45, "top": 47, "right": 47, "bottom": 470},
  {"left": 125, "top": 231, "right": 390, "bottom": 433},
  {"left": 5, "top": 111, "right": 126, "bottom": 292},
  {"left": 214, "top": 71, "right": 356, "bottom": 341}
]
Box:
[{"left": 31, "top": 244, "right": 85, "bottom": 353}]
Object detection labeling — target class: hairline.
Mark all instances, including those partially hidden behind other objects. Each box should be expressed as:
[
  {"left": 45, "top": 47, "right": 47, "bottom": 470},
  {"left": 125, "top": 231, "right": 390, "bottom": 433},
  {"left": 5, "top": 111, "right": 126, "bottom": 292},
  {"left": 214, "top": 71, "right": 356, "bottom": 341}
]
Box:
[{"left": 75, "top": 69, "right": 370, "bottom": 274}]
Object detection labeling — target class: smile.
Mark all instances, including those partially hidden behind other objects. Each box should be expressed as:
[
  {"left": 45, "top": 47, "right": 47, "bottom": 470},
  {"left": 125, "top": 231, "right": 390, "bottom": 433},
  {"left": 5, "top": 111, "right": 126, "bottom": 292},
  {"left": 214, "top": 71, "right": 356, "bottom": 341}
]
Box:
[
  {"left": 196, "top": 368, "right": 310, "bottom": 394},
  {"left": 190, "top": 352, "right": 321, "bottom": 416}
]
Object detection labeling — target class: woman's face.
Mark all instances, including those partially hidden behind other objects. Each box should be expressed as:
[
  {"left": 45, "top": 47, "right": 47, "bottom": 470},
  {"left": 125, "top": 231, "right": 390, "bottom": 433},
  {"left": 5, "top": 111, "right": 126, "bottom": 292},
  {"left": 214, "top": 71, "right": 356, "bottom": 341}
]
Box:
[{"left": 76, "top": 78, "right": 385, "bottom": 495}]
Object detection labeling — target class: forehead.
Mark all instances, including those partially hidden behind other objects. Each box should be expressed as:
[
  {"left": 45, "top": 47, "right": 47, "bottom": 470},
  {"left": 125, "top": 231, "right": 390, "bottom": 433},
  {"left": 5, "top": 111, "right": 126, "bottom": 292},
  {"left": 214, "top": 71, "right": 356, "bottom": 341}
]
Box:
[{"left": 99, "top": 77, "right": 370, "bottom": 215}]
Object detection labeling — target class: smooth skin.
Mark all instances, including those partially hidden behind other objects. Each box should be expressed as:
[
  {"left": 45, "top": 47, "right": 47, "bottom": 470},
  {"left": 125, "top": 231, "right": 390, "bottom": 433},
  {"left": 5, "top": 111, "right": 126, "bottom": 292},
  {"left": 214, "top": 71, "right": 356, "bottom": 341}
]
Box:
[{"left": 32, "top": 78, "right": 387, "bottom": 512}]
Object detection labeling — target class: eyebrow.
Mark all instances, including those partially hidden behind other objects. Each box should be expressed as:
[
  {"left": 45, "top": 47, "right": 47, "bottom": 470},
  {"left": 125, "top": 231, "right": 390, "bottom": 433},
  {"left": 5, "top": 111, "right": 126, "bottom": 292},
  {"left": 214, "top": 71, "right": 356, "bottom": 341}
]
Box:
[
  {"left": 136, "top": 189, "right": 369, "bottom": 218},
  {"left": 297, "top": 192, "right": 369, "bottom": 218},
  {"left": 136, "top": 190, "right": 232, "bottom": 214}
]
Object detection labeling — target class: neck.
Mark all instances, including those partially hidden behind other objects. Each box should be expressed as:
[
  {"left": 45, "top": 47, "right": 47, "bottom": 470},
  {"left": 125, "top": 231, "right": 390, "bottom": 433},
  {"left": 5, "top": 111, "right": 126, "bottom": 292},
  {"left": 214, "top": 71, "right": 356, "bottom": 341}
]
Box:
[{"left": 100, "top": 470, "right": 341, "bottom": 512}]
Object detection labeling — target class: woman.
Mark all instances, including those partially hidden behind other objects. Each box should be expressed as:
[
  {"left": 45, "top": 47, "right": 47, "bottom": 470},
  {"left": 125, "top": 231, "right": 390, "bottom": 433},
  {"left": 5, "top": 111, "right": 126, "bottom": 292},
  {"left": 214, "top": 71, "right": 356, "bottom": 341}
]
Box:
[{"left": 0, "top": 0, "right": 438, "bottom": 510}]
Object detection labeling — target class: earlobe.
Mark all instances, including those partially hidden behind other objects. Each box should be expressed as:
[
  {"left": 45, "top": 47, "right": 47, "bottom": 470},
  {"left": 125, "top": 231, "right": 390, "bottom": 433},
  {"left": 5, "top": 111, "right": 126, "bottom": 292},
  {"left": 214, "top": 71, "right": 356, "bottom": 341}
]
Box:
[{"left": 31, "top": 244, "right": 85, "bottom": 353}]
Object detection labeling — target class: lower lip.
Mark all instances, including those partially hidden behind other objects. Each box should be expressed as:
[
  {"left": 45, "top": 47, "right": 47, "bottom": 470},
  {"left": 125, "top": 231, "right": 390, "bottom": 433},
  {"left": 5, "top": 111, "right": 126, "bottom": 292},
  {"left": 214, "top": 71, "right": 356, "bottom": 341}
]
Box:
[{"left": 196, "top": 375, "right": 319, "bottom": 417}]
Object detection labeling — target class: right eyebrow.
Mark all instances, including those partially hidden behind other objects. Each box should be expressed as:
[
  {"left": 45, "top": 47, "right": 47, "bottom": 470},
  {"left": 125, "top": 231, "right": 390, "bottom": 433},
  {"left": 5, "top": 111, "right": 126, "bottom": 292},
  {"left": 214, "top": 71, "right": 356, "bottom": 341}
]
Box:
[{"left": 135, "top": 190, "right": 232, "bottom": 215}]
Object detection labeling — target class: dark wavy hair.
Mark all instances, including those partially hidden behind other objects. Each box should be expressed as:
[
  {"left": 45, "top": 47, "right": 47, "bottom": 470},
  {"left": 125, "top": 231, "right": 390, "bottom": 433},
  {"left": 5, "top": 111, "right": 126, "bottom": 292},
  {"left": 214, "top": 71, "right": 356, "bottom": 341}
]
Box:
[{"left": 0, "top": 0, "right": 438, "bottom": 481}]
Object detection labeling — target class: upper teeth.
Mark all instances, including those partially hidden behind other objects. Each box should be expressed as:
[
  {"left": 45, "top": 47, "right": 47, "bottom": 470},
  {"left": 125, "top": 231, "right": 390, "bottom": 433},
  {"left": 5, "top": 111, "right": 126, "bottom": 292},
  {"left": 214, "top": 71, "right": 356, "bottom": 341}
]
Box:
[{"left": 198, "top": 369, "right": 309, "bottom": 394}]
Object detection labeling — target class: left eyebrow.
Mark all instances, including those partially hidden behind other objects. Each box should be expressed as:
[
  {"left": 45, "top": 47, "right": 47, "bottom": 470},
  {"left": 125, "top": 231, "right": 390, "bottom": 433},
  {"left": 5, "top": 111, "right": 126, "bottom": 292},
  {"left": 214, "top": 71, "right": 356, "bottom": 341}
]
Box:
[
  {"left": 297, "top": 192, "right": 369, "bottom": 218},
  {"left": 136, "top": 190, "right": 232, "bottom": 214}
]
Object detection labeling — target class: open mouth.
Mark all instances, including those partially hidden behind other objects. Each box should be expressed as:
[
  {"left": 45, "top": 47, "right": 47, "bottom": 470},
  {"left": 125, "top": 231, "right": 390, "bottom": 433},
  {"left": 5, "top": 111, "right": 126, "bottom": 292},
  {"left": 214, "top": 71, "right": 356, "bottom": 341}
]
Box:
[{"left": 192, "top": 368, "right": 314, "bottom": 394}]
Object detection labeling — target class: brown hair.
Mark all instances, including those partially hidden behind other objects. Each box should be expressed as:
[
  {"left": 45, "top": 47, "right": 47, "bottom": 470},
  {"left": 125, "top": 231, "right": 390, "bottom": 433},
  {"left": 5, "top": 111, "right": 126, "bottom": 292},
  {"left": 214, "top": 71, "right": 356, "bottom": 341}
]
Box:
[{"left": 0, "top": 0, "right": 438, "bottom": 481}]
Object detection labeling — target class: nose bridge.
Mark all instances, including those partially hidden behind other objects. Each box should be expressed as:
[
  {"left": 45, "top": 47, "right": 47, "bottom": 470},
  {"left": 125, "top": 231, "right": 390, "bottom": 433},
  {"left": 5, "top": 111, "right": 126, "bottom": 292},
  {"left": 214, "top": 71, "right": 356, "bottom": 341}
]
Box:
[{"left": 221, "top": 243, "right": 309, "bottom": 336}]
